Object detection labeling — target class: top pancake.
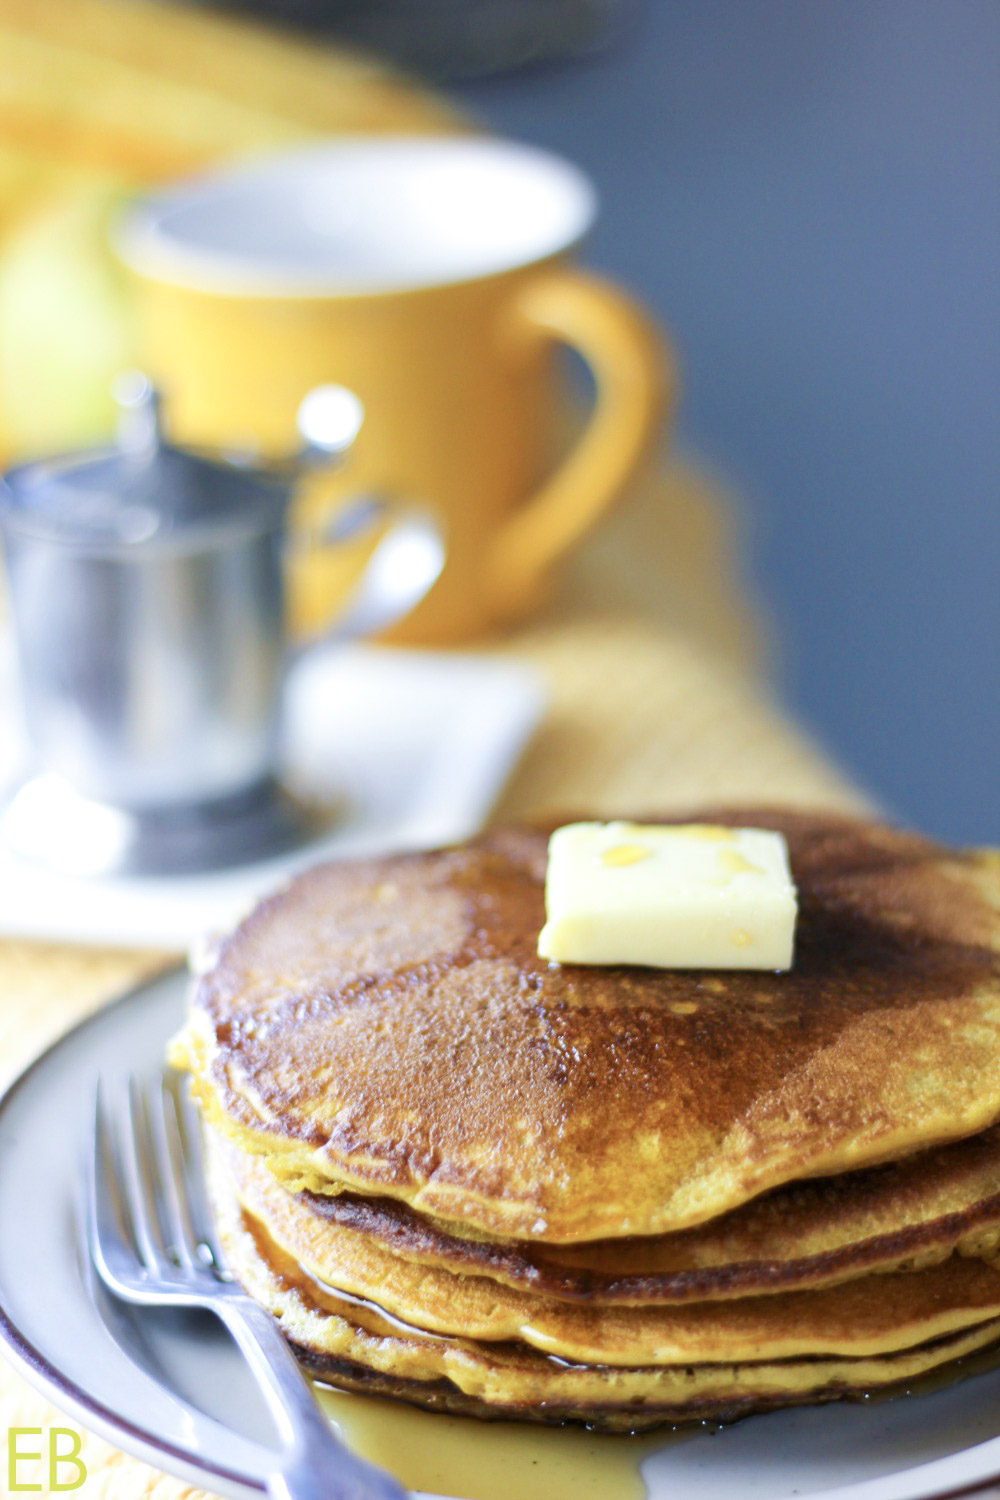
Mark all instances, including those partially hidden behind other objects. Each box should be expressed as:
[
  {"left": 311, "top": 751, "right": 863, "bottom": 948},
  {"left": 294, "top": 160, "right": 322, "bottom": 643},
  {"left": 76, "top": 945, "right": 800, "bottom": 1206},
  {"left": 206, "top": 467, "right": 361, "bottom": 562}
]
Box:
[{"left": 177, "top": 808, "right": 1000, "bottom": 1242}]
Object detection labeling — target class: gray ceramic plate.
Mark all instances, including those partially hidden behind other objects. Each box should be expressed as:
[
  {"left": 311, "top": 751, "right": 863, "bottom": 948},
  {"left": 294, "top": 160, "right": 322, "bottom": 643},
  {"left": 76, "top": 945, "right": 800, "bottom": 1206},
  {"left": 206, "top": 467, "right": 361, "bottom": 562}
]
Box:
[{"left": 2, "top": 967, "right": 1000, "bottom": 1500}]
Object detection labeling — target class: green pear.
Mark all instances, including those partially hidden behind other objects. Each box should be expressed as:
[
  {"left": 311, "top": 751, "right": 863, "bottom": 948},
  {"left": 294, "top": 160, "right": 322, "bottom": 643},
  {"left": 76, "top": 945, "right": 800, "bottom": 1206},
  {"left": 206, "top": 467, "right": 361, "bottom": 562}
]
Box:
[{"left": 0, "top": 180, "right": 138, "bottom": 461}]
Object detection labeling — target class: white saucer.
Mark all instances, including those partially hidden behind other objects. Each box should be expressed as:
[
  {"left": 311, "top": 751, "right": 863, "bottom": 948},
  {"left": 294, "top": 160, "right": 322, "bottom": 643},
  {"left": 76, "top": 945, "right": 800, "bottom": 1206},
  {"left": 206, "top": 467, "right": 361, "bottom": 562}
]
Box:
[
  {"left": 3, "top": 969, "right": 1000, "bottom": 1500},
  {"left": 0, "top": 642, "right": 544, "bottom": 948}
]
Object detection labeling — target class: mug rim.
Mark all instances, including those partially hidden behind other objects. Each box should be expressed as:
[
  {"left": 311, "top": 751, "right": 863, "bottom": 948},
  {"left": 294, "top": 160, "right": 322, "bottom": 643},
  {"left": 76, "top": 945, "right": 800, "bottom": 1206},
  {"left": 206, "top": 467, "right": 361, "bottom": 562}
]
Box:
[{"left": 112, "top": 135, "right": 598, "bottom": 300}]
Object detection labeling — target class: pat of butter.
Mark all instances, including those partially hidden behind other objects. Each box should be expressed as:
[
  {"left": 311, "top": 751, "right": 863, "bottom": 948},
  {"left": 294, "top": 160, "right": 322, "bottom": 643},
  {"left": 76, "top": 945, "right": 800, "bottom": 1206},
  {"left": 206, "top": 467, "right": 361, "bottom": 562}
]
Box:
[{"left": 537, "top": 822, "right": 797, "bottom": 970}]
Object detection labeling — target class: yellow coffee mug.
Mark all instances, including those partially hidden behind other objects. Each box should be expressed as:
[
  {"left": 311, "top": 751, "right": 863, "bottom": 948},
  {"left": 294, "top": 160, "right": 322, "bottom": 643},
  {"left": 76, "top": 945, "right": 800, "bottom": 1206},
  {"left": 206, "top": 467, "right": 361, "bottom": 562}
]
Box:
[{"left": 114, "top": 137, "right": 672, "bottom": 644}]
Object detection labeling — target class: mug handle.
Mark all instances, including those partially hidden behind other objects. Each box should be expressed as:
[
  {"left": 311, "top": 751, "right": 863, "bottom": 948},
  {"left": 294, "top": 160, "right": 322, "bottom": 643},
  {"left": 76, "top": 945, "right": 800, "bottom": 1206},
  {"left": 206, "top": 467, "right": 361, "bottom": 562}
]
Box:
[
  {"left": 486, "top": 267, "right": 674, "bottom": 612},
  {"left": 288, "top": 492, "right": 446, "bottom": 645}
]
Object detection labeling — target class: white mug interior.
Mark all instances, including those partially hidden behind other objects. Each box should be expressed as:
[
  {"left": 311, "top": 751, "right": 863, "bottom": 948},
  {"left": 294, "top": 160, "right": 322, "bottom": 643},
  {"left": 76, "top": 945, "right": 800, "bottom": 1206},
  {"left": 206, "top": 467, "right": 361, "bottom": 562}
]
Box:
[{"left": 114, "top": 137, "right": 597, "bottom": 297}]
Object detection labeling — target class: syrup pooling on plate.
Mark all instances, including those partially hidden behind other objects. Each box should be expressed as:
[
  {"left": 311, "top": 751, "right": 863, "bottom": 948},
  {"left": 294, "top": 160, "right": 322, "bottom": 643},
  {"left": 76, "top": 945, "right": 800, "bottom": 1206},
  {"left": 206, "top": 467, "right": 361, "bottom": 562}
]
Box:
[
  {"left": 313, "top": 1342, "right": 1000, "bottom": 1500},
  {"left": 313, "top": 1383, "right": 687, "bottom": 1500}
]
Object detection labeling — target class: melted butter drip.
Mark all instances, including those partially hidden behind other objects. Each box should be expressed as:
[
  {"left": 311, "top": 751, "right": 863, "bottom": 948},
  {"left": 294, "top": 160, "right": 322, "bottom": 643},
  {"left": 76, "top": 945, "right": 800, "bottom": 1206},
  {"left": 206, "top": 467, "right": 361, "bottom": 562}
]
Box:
[
  {"left": 314, "top": 1383, "right": 688, "bottom": 1500},
  {"left": 649, "top": 824, "right": 734, "bottom": 842},
  {"left": 717, "top": 849, "right": 763, "bottom": 877},
  {"left": 601, "top": 844, "right": 652, "bottom": 867}
]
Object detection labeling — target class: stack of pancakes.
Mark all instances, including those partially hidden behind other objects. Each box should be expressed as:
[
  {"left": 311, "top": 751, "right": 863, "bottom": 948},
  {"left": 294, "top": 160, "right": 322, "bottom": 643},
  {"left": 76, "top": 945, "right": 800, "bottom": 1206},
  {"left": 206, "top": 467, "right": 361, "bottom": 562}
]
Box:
[{"left": 170, "top": 809, "right": 1000, "bottom": 1430}]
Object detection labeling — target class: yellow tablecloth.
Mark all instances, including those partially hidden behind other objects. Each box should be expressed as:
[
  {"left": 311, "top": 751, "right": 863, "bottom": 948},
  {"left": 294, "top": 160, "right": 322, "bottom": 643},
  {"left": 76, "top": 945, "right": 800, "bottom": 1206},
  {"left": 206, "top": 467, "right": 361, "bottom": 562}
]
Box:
[{"left": 0, "top": 3, "right": 872, "bottom": 1493}]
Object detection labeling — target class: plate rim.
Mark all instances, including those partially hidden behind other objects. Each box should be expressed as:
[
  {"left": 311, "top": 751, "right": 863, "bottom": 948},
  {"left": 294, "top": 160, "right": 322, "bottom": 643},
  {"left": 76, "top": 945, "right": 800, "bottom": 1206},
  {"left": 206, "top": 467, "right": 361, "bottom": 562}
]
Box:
[
  {"left": 0, "top": 968, "right": 265, "bottom": 1499},
  {"left": 3, "top": 969, "right": 1000, "bottom": 1500}
]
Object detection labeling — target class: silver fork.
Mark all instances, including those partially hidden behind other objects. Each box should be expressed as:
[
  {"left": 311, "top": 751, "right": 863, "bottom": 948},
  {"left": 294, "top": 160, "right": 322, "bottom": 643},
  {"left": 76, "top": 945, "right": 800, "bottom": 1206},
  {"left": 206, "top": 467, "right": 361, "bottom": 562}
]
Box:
[{"left": 87, "top": 1071, "right": 406, "bottom": 1500}]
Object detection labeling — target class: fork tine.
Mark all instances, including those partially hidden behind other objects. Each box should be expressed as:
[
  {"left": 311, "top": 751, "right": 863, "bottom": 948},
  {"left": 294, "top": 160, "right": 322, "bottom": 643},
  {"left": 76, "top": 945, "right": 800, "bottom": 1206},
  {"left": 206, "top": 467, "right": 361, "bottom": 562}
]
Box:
[
  {"left": 88, "top": 1081, "right": 118, "bottom": 1264},
  {"left": 88, "top": 1082, "right": 404, "bottom": 1498},
  {"left": 167, "top": 1070, "right": 227, "bottom": 1274},
  {"left": 118, "top": 1075, "right": 168, "bottom": 1273},
  {"left": 150, "top": 1076, "right": 200, "bottom": 1273},
  {"left": 88, "top": 1079, "right": 140, "bottom": 1291}
]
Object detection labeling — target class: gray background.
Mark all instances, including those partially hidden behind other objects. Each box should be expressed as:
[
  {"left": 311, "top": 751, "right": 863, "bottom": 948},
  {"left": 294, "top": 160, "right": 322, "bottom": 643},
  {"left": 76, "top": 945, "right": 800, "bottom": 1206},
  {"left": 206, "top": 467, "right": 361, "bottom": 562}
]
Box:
[{"left": 458, "top": 1, "right": 999, "bottom": 844}]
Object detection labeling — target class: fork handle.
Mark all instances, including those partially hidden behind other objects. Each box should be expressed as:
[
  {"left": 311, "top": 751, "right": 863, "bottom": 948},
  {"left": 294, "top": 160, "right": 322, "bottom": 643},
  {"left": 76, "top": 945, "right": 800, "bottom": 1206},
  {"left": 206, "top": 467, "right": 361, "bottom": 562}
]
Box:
[{"left": 217, "top": 1295, "right": 406, "bottom": 1500}]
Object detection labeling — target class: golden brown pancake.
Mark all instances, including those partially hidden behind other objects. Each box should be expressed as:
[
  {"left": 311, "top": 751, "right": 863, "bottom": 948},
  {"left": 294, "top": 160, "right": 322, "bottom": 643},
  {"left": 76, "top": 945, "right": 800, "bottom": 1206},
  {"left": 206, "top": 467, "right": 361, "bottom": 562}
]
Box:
[
  {"left": 288, "top": 1124, "right": 1000, "bottom": 1303},
  {"left": 288, "top": 1325, "right": 1000, "bottom": 1431},
  {"left": 213, "top": 1133, "right": 1000, "bottom": 1364},
  {"left": 208, "top": 1148, "right": 1000, "bottom": 1431},
  {"left": 174, "top": 808, "right": 1000, "bottom": 1242}
]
